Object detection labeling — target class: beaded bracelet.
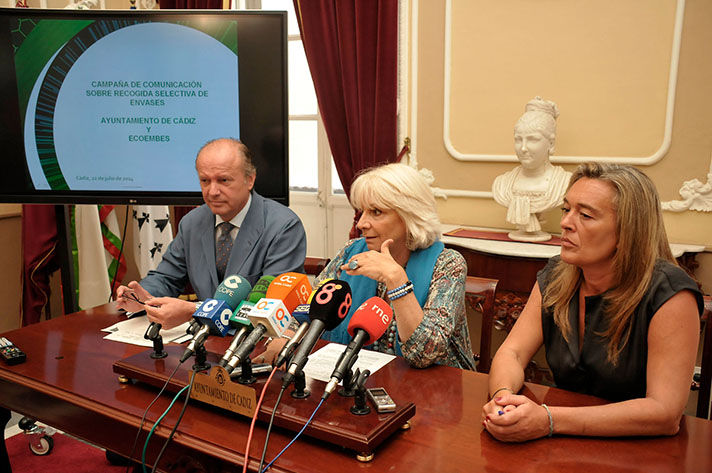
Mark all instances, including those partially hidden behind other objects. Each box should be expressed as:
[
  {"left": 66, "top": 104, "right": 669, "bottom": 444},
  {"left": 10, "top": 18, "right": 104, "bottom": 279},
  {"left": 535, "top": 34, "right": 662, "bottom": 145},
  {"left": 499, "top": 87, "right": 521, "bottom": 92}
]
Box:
[
  {"left": 541, "top": 403, "right": 554, "bottom": 437},
  {"left": 387, "top": 280, "right": 414, "bottom": 301},
  {"left": 388, "top": 281, "right": 411, "bottom": 294}
]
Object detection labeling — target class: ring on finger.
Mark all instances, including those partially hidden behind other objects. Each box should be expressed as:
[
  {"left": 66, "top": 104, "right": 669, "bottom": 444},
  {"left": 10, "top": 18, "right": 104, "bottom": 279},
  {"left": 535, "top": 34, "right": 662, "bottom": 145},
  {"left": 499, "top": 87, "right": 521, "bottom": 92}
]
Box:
[{"left": 348, "top": 259, "right": 359, "bottom": 270}]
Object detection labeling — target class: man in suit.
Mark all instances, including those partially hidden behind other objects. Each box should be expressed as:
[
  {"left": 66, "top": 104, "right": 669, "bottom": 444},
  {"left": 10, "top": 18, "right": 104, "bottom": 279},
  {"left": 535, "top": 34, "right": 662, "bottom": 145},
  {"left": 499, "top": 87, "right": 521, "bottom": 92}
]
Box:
[{"left": 115, "top": 138, "right": 307, "bottom": 329}]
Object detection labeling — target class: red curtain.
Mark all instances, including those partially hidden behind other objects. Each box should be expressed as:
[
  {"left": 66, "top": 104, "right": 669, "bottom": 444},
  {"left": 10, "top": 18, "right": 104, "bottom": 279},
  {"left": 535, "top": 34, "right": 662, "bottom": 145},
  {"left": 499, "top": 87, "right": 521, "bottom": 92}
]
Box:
[
  {"left": 293, "top": 0, "right": 399, "bottom": 236},
  {"left": 21, "top": 205, "right": 59, "bottom": 326},
  {"left": 160, "top": 0, "right": 222, "bottom": 9}
]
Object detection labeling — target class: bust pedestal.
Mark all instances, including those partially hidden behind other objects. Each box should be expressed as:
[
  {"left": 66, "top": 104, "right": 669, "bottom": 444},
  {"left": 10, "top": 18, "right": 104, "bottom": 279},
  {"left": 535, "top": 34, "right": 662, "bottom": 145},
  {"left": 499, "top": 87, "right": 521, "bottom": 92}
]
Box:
[{"left": 507, "top": 229, "right": 552, "bottom": 242}]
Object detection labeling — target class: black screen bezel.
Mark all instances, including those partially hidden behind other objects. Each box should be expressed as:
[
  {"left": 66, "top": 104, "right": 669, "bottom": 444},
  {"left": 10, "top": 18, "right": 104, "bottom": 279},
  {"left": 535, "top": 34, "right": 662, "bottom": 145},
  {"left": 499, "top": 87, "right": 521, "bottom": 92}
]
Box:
[{"left": 0, "top": 8, "right": 288, "bottom": 206}]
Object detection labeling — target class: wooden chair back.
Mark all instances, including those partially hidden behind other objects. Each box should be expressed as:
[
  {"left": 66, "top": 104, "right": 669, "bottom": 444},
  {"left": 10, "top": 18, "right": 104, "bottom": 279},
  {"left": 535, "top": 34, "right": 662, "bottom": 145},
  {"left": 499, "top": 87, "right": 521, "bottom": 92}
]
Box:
[
  {"left": 465, "top": 276, "right": 499, "bottom": 373},
  {"left": 304, "top": 257, "right": 330, "bottom": 276}
]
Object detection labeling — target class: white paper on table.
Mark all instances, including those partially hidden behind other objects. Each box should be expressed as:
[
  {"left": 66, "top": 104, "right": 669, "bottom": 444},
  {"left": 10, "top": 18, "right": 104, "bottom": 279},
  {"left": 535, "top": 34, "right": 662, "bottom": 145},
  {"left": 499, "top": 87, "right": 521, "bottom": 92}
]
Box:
[
  {"left": 301, "top": 343, "right": 396, "bottom": 383},
  {"left": 102, "top": 317, "right": 191, "bottom": 347}
]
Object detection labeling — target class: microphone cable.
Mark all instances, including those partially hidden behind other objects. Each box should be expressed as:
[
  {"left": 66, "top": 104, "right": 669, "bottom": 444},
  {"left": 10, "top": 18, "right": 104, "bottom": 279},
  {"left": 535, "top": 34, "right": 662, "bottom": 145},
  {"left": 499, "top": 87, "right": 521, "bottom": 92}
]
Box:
[
  {"left": 260, "top": 398, "right": 325, "bottom": 473},
  {"left": 149, "top": 367, "right": 198, "bottom": 473},
  {"left": 257, "top": 385, "right": 286, "bottom": 473},
  {"left": 140, "top": 380, "right": 190, "bottom": 473},
  {"left": 257, "top": 325, "right": 307, "bottom": 472},
  {"left": 125, "top": 361, "right": 182, "bottom": 473},
  {"left": 242, "top": 365, "right": 279, "bottom": 473}
]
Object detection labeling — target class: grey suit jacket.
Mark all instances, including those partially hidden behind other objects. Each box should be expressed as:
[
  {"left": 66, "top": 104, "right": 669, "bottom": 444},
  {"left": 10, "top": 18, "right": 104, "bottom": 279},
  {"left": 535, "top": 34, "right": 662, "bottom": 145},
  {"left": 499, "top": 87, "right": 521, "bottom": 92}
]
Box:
[{"left": 141, "top": 192, "right": 307, "bottom": 300}]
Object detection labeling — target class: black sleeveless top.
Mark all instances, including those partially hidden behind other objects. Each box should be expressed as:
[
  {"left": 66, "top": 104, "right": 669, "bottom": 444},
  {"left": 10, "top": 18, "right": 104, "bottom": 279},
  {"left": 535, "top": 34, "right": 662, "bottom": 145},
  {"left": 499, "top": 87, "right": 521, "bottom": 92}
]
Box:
[{"left": 538, "top": 256, "right": 703, "bottom": 402}]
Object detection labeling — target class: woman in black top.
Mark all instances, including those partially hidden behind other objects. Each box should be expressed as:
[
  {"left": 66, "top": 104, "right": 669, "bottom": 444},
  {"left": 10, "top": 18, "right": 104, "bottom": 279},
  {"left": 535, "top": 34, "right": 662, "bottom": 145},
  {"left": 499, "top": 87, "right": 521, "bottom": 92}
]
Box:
[{"left": 482, "top": 163, "right": 703, "bottom": 442}]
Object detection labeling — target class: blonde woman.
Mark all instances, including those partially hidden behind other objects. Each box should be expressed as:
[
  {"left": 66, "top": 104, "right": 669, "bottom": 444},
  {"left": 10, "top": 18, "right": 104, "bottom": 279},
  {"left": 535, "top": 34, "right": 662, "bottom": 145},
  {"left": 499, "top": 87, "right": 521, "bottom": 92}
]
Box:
[
  {"left": 265, "top": 163, "right": 475, "bottom": 370},
  {"left": 483, "top": 163, "right": 703, "bottom": 441},
  {"left": 325, "top": 163, "right": 474, "bottom": 369}
]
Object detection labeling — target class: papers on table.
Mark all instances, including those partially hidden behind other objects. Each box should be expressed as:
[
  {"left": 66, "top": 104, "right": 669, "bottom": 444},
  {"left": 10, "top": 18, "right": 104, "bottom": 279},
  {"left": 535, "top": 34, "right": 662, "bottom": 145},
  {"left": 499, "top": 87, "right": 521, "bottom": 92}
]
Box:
[
  {"left": 102, "top": 317, "right": 192, "bottom": 347},
  {"left": 302, "top": 343, "right": 395, "bottom": 383}
]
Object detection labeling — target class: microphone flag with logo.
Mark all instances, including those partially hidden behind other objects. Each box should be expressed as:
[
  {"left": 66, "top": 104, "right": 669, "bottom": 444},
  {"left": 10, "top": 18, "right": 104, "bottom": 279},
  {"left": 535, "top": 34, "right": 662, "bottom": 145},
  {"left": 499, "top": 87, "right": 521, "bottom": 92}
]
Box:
[
  {"left": 282, "top": 279, "right": 352, "bottom": 388},
  {"left": 226, "top": 272, "right": 312, "bottom": 371},
  {"left": 323, "top": 297, "right": 392, "bottom": 398},
  {"left": 180, "top": 274, "right": 248, "bottom": 362}
]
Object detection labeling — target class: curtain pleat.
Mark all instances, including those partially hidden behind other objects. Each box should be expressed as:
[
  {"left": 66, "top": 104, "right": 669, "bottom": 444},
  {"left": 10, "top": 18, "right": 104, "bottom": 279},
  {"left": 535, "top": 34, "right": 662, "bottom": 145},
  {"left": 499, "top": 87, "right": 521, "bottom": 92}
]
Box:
[{"left": 294, "top": 0, "right": 399, "bottom": 237}]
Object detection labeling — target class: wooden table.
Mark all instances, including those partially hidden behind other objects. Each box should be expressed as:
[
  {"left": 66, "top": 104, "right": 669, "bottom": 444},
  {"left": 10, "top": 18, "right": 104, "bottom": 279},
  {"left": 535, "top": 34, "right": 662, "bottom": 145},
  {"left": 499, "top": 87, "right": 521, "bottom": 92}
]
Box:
[{"left": 1, "top": 304, "right": 711, "bottom": 472}]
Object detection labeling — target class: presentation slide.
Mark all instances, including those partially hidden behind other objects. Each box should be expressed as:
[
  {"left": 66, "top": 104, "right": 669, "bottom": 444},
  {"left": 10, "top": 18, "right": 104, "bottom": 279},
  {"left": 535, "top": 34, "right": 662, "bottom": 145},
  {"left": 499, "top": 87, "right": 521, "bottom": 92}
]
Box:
[{"left": 18, "top": 19, "right": 240, "bottom": 192}]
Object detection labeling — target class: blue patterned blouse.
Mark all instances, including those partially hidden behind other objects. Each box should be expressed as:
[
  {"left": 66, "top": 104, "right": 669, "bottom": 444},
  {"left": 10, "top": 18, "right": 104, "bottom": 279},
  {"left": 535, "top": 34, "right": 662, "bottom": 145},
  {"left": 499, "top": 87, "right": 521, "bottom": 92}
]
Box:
[{"left": 315, "top": 239, "right": 475, "bottom": 370}]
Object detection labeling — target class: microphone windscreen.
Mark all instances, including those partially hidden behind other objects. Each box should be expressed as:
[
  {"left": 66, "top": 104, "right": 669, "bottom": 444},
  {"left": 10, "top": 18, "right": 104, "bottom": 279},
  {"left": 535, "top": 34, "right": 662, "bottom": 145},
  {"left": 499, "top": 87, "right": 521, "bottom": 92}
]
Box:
[
  {"left": 306, "top": 278, "right": 332, "bottom": 304},
  {"left": 292, "top": 278, "right": 330, "bottom": 323},
  {"left": 347, "top": 297, "right": 392, "bottom": 344},
  {"left": 308, "top": 279, "right": 352, "bottom": 330},
  {"left": 247, "top": 275, "right": 274, "bottom": 303},
  {"left": 291, "top": 303, "right": 310, "bottom": 324},
  {"left": 229, "top": 300, "right": 254, "bottom": 329},
  {"left": 247, "top": 298, "right": 292, "bottom": 338},
  {"left": 192, "top": 299, "right": 232, "bottom": 336},
  {"left": 266, "top": 272, "right": 312, "bottom": 313},
  {"left": 213, "top": 274, "right": 252, "bottom": 311}
]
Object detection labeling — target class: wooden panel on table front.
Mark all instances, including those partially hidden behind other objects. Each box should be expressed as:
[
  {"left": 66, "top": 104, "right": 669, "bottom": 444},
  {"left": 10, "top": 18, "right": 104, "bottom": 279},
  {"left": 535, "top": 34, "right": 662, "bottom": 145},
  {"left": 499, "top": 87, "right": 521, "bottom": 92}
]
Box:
[{"left": 113, "top": 346, "right": 415, "bottom": 454}]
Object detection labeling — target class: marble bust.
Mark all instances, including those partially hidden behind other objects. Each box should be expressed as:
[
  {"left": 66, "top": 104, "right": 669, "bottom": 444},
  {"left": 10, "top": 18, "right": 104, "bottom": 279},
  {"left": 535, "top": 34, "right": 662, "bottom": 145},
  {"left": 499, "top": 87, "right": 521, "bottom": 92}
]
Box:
[{"left": 492, "top": 97, "right": 572, "bottom": 242}]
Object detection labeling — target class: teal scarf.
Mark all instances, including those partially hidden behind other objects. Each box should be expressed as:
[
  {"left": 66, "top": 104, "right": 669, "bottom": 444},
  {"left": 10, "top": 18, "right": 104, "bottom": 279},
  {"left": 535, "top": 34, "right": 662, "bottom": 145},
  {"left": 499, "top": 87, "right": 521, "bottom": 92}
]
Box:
[{"left": 322, "top": 238, "right": 444, "bottom": 356}]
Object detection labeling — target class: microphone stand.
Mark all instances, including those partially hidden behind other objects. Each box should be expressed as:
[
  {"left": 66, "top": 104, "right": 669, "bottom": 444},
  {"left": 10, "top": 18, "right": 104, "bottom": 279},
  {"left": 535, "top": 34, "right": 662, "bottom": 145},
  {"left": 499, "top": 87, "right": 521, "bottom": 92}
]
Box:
[
  {"left": 350, "top": 369, "right": 371, "bottom": 416},
  {"left": 282, "top": 343, "right": 310, "bottom": 399},
  {"left": 338, "top": 357, "right": 359, "bottom": 397},
  {"left": 290, "top": 369, "right": 310, "bottom": 399},
  {"left": 144, "top": 323, "right": 167, "bottom": 359},
  {"left": 192, "top": 344, "right": 210, "bottom": 372},
  {"left": 235, "top": 357, "right": 256, "bottom": 385}
]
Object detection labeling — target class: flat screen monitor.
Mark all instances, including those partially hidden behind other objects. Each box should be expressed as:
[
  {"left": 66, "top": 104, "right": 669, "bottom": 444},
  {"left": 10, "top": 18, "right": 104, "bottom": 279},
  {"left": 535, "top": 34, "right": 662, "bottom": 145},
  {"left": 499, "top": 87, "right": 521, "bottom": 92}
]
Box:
[{"left": 0, "top": 8, "right": 288, "bottom": 205}]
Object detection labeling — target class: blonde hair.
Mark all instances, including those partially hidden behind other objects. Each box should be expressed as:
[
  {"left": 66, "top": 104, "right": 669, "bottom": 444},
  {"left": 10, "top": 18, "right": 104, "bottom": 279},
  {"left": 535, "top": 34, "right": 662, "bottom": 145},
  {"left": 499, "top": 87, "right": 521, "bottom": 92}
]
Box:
[
  {"left": 350, "top": 163, "right": 440, "bottom": 250},
  {"left": 542, "top": 162, "right": 675, "bottom": 364}
]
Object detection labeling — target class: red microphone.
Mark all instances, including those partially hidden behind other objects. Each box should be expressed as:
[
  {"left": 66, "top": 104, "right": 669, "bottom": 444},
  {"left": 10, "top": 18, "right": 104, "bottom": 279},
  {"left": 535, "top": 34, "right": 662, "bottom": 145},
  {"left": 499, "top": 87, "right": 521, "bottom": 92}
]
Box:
[{"left": 322, "top": 297, "right": 393, "bottom": 398}]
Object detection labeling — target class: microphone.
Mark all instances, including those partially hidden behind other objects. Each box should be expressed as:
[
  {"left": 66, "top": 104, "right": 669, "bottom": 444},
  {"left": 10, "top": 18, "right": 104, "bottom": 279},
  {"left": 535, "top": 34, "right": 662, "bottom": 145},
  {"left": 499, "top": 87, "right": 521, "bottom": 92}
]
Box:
[
  {"left": 263, "top": 272, "right": 312, "bottom": 313},
  {"left": 225, "top": 272, "right": 312, "bottom": 372},
  {"left": 230, "top": 275, "right": 274, "bottom": 325},
  {"left": 282, "top": 280, "right": 352, "bottom": 388},
  {"left": 322, "top": 297, "right": 392, "bottom": 399},
  {"left": 186, "top": 319, "right": 200, "bottom": 335},
  {"left": 180, "top": 275, "right": 249, "bottom": 363},
  {"left": 291, "top": 303, "right": 310, "bottom": 324},
  {"left": 292, "top": 278, "right": 333, "bottom": 324},
  {"left": 273, "top": 321, "right": 309, "bottom": 368},
  {"left": 218, "top": 276, "right": 273, "bottom": 367},
  {"left": 214, "top": 274, "right": 253, "bottom": 307}
]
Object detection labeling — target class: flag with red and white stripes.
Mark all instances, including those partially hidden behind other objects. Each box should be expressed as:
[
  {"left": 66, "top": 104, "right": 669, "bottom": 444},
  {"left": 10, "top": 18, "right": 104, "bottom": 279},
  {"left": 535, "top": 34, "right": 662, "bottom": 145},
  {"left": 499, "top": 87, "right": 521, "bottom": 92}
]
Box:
[{"left": 73, "top": 205, "right": 127, "bottom": 310}]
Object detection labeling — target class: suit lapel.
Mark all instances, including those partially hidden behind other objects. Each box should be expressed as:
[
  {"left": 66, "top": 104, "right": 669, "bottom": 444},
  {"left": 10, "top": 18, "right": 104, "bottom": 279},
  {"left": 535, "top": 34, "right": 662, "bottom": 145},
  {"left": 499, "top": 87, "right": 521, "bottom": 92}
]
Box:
[
  {"left": 226, "top": 192, "right": 264, "bottom": 276},
  {"left": 198, "top": 206, "right": 219, "bottom": 288}
]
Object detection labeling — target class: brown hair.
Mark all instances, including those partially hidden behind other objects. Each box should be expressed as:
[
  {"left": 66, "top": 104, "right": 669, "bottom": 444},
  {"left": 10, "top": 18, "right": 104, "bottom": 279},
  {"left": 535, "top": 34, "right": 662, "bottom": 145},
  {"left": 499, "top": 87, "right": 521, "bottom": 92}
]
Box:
[{"left": 542, "top": 162, "right": 675, "bottom": 364}]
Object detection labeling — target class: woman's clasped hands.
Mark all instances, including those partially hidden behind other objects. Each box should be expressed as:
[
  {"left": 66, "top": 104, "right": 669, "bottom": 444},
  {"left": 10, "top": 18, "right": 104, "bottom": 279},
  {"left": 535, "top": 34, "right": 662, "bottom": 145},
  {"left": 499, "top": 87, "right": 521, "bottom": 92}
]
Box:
[{"left": 481, "top": 392, "right": 552, "bottom": 442}]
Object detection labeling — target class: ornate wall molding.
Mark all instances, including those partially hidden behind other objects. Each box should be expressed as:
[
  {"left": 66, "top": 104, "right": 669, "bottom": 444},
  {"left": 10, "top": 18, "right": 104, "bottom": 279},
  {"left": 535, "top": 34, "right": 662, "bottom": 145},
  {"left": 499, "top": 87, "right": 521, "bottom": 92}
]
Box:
[
  {"left": 442, "top": 0, "right": 685, "bottom": 165},
  {"left": 662, "top": 156, "right": 712, "bottom": 212}
]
